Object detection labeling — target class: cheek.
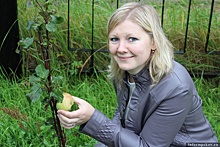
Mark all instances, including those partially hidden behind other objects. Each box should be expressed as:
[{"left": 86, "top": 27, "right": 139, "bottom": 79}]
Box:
[
  {"left": 109, "top": 44, "right": 117, "bottom": 55},
  {"left": 143, "top": 49, "right": 152, "bottom": 58},
  {"left": 136, "top": 47, "right": 151, "bottom": 59}
]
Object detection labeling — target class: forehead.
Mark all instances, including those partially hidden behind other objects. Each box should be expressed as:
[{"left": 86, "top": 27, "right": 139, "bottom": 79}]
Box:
[{"left": 109, "top": 20, "right": 145, "bottom": 35}]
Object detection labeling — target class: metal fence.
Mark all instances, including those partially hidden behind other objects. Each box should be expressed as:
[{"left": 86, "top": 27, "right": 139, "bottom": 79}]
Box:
[{"left": 67, "top": 0, "right": 220, "bottom": 78}]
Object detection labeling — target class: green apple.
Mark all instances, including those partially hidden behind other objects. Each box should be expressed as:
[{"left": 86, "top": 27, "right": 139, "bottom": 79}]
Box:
[{"left": 56, "top": 93, "right": 74, "bottom": 111}]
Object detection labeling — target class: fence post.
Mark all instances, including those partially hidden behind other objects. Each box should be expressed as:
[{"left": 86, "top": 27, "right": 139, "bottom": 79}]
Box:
[{"left": 0, "top": 0, "right": 21, "bottom": 78}]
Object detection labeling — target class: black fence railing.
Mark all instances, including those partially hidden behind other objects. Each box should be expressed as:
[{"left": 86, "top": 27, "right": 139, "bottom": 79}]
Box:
[{"left": 67, "top": 0, "right": 220, "bottom": 78}]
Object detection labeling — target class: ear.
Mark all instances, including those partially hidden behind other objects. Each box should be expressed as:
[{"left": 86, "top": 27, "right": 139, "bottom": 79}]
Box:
[{"left": 151, "top": 39, "right": 157, "bottom": 50}]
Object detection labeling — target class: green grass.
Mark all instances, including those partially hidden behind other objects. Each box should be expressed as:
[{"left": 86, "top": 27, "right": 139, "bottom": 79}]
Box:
[
  {"left": 0, "top": 71, "right": 57, "bottom": 146},
  {"left": 0, "top": 68, "right": 117, "bottom": 146},
  {"left": 193, "top": 77, "right": 220, "bottom": 139},
  {"left": 0, "top": 68, "right": 219, "bottom": 146},
  {"left": 17, "top": 0, "right": 220, "bottom": 73},
  {"left": 0, "top": 0, "right": 219, "bottom": 146}
]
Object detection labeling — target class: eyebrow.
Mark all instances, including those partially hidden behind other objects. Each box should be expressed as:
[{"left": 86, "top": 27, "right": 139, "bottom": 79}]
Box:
[
  {"left": 109, "top": 33, "right": 137, "bottom": 37},
  {"left": 108, "top": 33, "right": 118, "bottom": 37}
]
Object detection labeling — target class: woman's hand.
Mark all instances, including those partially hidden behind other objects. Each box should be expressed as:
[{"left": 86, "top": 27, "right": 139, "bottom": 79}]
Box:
[{"left": 57, "top": 96, "right": 95, "bottom": 129}]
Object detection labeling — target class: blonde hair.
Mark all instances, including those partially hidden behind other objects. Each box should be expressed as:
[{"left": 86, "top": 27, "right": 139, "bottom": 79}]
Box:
[{"left": 107, "top": 2, "right": 174, "bottom": 87}]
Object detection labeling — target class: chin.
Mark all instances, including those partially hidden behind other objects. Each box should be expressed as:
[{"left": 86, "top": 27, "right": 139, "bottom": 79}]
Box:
[{"left": 119, "top": 66, "right": 133, "bottom": 72}]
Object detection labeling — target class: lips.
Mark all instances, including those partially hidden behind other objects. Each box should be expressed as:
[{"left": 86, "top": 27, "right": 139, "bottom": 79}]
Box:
[{"left": 118, "top": 56, "right": 134, "bottom": 61}]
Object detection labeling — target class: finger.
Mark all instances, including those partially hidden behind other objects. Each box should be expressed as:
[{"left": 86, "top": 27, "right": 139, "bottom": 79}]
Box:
[
  {"left": 72, "top": 96, "right": 88, "bottom": 110},
  {"left": 60, "top": 121, "right": 75, "bottom": 129},
  {"left": 57, "top": 114, "right": 78, "bottom": 129},
  {"left": 57, "top": 109, "right": 80, "bottom": 119},
  {"left": 57, "top": 113, "right": 78, "bottom": 124},
  {"left": 60, "top": 122, "right": 76, "bottom": 129},
  {"left": 72, "top": 96, "right": 83, "bottom": 106}
]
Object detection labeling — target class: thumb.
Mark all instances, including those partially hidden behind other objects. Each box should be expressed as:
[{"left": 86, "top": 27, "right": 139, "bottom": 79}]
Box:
[
  {"left": 72, "top": 96, "right": 83, "bottom": 105},
  {"left": 72, "top": 96, "right": 90, "bottom": 110}
]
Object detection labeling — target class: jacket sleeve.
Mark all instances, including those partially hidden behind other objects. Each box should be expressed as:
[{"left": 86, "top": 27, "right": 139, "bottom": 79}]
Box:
[
  {"left": 79, "top": 108, "right": 150, "bottom": 147},
  {"left": 79, "top": 84, "right": 193, "bottom": 147},
  {"left": 94, "top": 105, "right": 121, "bottom": 147}
]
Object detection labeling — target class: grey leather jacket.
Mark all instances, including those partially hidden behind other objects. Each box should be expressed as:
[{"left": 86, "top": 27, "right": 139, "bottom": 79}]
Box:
[{"left": 79, "top": 61, "right": 218, "bottom": 147}]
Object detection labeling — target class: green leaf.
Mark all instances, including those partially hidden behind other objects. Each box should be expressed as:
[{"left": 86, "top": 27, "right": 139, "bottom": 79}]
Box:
[
  {"left": 41, "top": 96, "right": 51, "bottom": 105},
  {"left": 39, "top": 11, "right": 47, "bottom": 18},
  {"left": 50, "top": 91, "right": 63, "bottom": 101},
  {"left": 70, "top": 61, "right": 82, "bottom": 75},
  {"left": 35, "top": 65, "right": 49, "bottom": 79},
  {"left": 52, "top": 76, "right": 63, "bottom": 84},
  {"left": 26, "top": 0, "right": 34, "bottom": 8},
  {"left": 29, "top": 75, "right": 41, "bottom": 84},
  {"left": 49, "top": 38, "right": 57, "bottom": 44},
  {"left": 43, "top": 139, "right": 50, "bottom": 146},
  {"left": 44, "top": 0, "right": 53, "bottom": 8},
  {"left": 33, "top": 23, "right": 43, "bottom": 31},
  {"left": 46, "top": 15, "right": 64, "bottom": 32},
  {"left": 50, "top": 15, "right": 64, "bottom": 24},
  {"left": 56, "top": 16, "right": 64, "bottom": 24},
  {"left": 26, "top": 20, "right": 35, "bottom": 31},
  {"left": 46, "top": 22, "right": 57, "bottom": 32},
  {"left": 49, "top": 92, "right": 57, "bottom": 99},
  {"left": 19, "top": 37, "right": 34, "bottom": 49},
  {"left": 41, "top": 41, "right": 47, "bottom": 46},
  {"left": 26, "top": 84, "right": 43, "bottom": 102}
]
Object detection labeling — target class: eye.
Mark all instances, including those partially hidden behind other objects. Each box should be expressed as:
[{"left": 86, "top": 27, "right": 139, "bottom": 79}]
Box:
[
  {"left": 110, "top": 37, "right": 119, "bottom": 42},
  {"left": 128, "top": 37, "right": 138, "bottom": 42}
]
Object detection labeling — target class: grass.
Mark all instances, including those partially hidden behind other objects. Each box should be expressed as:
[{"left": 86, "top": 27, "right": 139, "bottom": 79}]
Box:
[
  {"left": 0, "top": 68, "right": 219, "bottom": 146},
  {"left": 193, "top": 77, "right": 220, "bottom": 139},
  {"left": 72, "top": 0, "right": 220, "bottom": 72},
  {"left": 0, "top": 68, "right": 116, "bottom": 146},
  {"left": 0, "top": 0, "right": 219, "bottom": 146},
  {"left": 0, "top": 71, "right": 55, "bottom": 146},
  {"left": 17, "top": 0, "right": 220, "bottom": 72}
]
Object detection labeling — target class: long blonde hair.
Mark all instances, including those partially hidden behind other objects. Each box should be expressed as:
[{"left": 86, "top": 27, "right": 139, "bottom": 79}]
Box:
[{"left": 107, "top": 2, "right": 174, "bottom": 87}]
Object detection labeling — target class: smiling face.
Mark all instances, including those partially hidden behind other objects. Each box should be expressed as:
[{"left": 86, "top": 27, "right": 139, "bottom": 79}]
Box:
[{"left": 108, "top": 20, "right": 156, "bottom": 75}]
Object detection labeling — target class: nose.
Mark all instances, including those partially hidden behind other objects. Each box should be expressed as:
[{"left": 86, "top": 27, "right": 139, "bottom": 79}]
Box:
[{"left": 117, "top": 40, "right": 128, "bottom": 53}]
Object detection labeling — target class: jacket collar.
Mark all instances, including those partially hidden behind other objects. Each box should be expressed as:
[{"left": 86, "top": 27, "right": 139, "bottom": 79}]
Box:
[{"left": 123, "top": 66, "right": 151, "bottom": 86}]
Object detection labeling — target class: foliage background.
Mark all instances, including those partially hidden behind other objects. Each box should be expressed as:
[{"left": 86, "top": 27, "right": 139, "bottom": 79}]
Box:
[{"left": 0, "top": 0, "right": 219, "bottom": 146}]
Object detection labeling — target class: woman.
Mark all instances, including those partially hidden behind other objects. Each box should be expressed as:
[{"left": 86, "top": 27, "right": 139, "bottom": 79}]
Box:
[{"left": 57, "top": 2, "right": 218, "bottom": 146}]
